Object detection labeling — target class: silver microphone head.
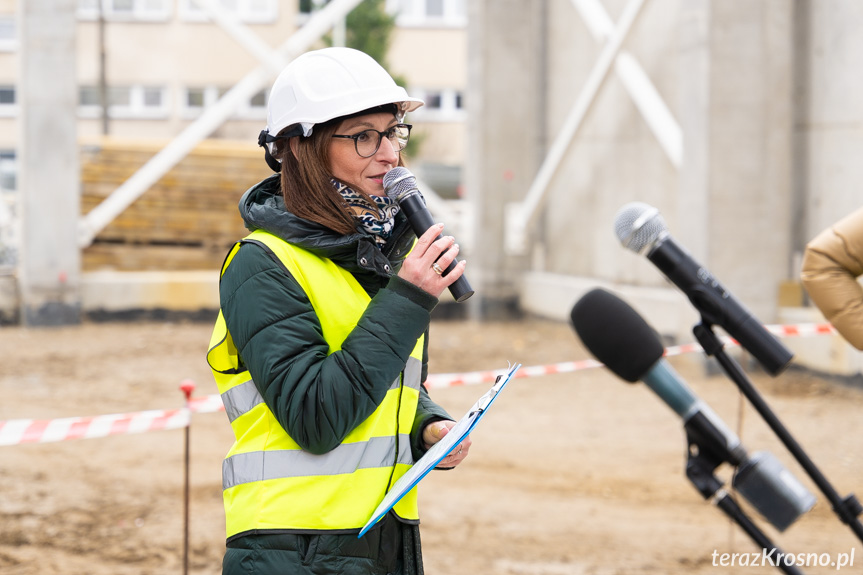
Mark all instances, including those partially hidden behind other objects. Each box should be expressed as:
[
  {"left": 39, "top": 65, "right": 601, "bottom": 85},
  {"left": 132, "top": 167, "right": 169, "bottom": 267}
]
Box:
[
  {"left": 613, "top": 202, "right": 668, "bottom": 253},
  {"left": 383, "top": 167, "right": 419, "bottom": 202}
]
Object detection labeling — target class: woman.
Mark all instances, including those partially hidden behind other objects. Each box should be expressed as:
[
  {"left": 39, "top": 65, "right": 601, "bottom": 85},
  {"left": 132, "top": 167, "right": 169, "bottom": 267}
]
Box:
[
  {"left": 206, "top": 47, "right": 469, "bottom": 575},
  {"left": 801, "top": 206, "right": 863, "bottom": 350}
]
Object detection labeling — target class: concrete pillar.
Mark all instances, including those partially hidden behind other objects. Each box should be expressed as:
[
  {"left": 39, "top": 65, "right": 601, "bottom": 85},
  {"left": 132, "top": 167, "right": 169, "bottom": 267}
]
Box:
[
  {"left": 678, "top": 0, "right": 710, "bottom": 268},
  {"left": 17, "top": 0, "right": 81, "bottom": 325},
  {"left": 467, "top": 0, "right": 545, "bottom": 319},
  {"left": 679, "top": 0, "right": 794, "bottom": 322},
  {"left": 794, "top": 0, "right": 863, "bottom": 238}
]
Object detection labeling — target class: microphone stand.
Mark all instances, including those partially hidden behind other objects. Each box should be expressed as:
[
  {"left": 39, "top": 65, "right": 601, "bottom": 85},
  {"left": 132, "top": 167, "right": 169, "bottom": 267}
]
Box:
[
  {"left": 692, "top": 320, "right": 863, "bottom": 544},
  {"left": 684, "top": 421, "right": 804, "bottom": 575}
]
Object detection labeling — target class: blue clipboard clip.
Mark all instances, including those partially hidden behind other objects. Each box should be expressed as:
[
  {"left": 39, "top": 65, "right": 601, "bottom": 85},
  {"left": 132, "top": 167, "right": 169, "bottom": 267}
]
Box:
[{"left": 358, "top": 362, "right": 522, "bottom": 538}]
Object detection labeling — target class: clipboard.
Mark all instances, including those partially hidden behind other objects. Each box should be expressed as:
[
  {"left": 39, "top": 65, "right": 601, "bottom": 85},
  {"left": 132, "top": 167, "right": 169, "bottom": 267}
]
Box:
[{"left": 358, "top": 362, "right": 521, "bottom": 538}]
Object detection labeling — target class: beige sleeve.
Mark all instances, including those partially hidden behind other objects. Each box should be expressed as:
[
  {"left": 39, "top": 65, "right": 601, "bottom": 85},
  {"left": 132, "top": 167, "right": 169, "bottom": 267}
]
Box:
[{"left": 801, "top": 206, "right": 863, "bottom": 350}]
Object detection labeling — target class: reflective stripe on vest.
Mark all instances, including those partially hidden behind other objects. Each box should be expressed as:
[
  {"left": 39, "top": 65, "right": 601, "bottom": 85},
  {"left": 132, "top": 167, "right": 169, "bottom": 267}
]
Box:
[
  {"left": 207, "top": 229, "right": 424, "bottom": 537},
  {"left": 223, "top": 434, "right": 413, "bottom": 486},
  {"left": 221, "top": 360, "right": 423, "bottom": 424}
]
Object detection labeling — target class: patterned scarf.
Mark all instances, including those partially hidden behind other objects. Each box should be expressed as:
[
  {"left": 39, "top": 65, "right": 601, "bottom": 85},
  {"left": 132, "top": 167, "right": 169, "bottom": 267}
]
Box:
[{"left": 332, "top": 179, "right": 400, "bottom": 247}]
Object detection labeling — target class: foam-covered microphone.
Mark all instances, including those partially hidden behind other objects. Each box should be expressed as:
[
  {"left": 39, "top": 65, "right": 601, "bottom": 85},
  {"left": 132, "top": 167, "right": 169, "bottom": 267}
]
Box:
[
  {"left": 383, "top": 167, "right": 474, "bottom": 302},
  {"left": 613, "top": 202, "right": 793, "bottom": 376},
  {"left": 571, "top": 287, "right": 746, "bottom": 462},
  {"left": 571, "top": 288, "right": 815, "bottom": 531}
]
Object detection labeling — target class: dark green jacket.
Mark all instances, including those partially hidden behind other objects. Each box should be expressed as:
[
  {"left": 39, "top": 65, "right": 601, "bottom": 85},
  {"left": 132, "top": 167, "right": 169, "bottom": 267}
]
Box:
[{"left": 219, "top": 175, "right": 450, "bottom": 575}]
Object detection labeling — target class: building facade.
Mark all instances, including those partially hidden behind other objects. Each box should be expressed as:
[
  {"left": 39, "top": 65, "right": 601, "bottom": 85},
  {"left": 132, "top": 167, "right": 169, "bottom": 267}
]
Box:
[{"left": 0, "top": 0, "right": 467, "bottom": 195}]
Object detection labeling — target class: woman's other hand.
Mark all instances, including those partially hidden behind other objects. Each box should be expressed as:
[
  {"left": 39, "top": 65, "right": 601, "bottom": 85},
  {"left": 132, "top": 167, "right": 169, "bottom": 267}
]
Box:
[{"left": 423, "top": 420, "right": 471, "bottom": 468}]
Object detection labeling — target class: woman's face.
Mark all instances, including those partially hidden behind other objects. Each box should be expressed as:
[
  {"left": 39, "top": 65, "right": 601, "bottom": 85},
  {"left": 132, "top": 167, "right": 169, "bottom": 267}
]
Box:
[{"left": 329, "top": 112, "right": 400, "bottom": 196}]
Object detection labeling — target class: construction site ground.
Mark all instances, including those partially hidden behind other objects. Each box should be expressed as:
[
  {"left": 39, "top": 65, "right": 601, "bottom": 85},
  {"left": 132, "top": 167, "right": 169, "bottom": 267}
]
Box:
[{"left": 1, "top": 318, "right": 861, "bottom": 574}]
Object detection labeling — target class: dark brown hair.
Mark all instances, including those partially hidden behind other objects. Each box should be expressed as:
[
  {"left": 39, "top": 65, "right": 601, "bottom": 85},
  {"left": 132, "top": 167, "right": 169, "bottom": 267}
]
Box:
[{"left": 271, "top": 113, "right": 405, "bottom": 236}]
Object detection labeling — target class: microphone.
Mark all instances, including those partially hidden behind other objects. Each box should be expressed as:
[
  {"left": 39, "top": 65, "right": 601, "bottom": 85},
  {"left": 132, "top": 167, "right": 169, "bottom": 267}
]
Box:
[
  {"left": 383, "top": 167, "right": 474, "bottom": 302},
  {"left": 612, "top": 202, "right": 793, "bottom": 376},
  {"left": 571, "top": 287, "right": 746, "bottom": 463},
  {"left": 570, "top": 288, "right": 815, "bottom": 531}
]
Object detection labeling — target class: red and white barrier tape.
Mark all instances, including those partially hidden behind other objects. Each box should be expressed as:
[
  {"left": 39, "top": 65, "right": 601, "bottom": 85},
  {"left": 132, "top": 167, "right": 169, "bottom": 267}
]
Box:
[
  {"left": 0, "top": 408, "right": 190, "bottom": 447},
  {"left": 188, "top": 394, "right": 227, "bottom": 415},
  {"left": 0, "top": 322, "right": 838, "bottom": 446},
  {"left": 427, "top": 322, "right": 838, "bottom": 388}
]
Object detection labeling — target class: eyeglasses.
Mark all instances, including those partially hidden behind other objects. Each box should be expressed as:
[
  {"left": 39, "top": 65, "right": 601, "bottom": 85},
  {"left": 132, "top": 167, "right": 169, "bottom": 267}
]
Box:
[{"left": 331, "top": 124, "right": 412, "bottom": 158}]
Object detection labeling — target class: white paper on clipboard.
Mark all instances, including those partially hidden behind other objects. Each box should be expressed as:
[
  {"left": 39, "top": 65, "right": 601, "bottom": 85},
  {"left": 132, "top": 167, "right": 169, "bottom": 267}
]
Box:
[{"left": 358, "top": 362, "right": 521, "bottom": 538}]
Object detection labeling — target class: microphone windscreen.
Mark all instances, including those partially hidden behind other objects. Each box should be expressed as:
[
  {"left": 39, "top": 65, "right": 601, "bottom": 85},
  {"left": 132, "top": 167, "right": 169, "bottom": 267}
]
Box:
[
  {"left": 570, "top": 288, "right": 665, "bottom": 382},
  {"left": 382, "top": 167, "right": 416, "bottom": 202}
]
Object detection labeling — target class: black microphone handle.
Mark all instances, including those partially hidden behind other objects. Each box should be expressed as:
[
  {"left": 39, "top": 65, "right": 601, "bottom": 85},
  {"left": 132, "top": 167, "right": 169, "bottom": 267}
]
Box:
[
  {"left": 647, "top": 236, "right": 793, "bottom": 375},
  {"left": 398, "top": 193, "right": 474, "bottom": 303}
]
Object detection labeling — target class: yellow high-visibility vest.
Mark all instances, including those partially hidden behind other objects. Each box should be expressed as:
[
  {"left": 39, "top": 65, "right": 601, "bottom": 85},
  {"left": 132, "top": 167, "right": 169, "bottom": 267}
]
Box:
[{"left": 207, "top": 229, "right": 423, "bottom": 538}]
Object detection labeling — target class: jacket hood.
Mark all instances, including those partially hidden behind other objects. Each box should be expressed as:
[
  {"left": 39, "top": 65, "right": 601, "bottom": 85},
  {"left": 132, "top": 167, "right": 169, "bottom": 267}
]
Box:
[{"left": 239, "top": 175, "right": 354, "bottom": 249}]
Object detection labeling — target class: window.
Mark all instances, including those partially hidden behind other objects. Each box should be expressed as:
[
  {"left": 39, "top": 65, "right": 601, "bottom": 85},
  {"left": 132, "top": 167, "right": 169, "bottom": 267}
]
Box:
[
  {"left": 79, "top": 85, "right": 102, "bottom": 107},
  {"left": 0, "top": 86, "right": 14, "bottom": 105},
  {"left": 409, "top": 88, "right": 465, "bottom": 122},
  {"left": 249, "top": 89, "right": 266, "bottom": 109},
  {"left": 183, "top": 86, "right": 269, "bottom": 119},
  {"left": 179, "top": 0, "right": 278, "bottom": 23},
  {"left": 0, "top": 86, "right": 15, "bottom": 117},
  {"left": 108, "top": 86, "right": 132, "bottom": 108},
  {"left": 298, "top": 0, "right": 344, "bottom": 24},
  {"left": 112, "top": 0, "right": 135, "bottom": 13},
  {"left": 77, "top": 0, "right": 172, "bottom": 22},
  {"left": 424, "top": 91, "right": 442, "bottom": 110},
  {"left": 0, "top": 150, "right": 15, "bottom": 192},
  {"left": 142, "top": 86, "right": 163, "bottom": 107},
  {"left": 426, "top": 0, "right": 443, "bottom": 17},
  {"left": 387, "top": 0, "right": 466, "bottom": 28},
  {"left": 78, "top": 84, "right": 169, "bottom": 119},
  {"left": 180, "top": 85, "right": 230, "bottom": 117},
  {"left": 0, "top": 15, "right": 16, "bottom": 52},
  {"left": 233, "top": 88, "right": 268, "bottom": 119},
  {"left": 298, "top": 0, "right": 330, "bottom": 15},
  {"left": 185, "top": 88, "right": 206, "bottom": 109},
  {"left": 0, "top": 150, "right": 16, "bottom": 269}
]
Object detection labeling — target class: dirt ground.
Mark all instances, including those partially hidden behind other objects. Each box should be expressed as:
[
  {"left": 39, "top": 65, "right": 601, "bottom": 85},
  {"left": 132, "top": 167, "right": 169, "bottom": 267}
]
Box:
[{"left": 0, "top": 317, "right": 861, "bottom": 574}]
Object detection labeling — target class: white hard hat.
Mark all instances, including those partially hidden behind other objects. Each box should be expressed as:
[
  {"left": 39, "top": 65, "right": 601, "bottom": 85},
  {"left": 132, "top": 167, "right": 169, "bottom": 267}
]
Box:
[{"left": 264, "top": 47, "right": 423, "bottom": 140}]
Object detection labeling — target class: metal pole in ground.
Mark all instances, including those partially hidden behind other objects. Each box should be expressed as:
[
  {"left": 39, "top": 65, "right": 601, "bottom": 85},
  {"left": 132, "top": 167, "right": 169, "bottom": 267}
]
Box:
[{"left": 180, "top": 380, "right": 196, "bottom": 575}]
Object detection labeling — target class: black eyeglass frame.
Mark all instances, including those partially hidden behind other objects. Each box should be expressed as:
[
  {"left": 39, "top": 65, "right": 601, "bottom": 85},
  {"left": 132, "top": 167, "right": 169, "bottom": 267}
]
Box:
[{"left": 331, "top": 124, "right": 413, "bottom": 158}]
